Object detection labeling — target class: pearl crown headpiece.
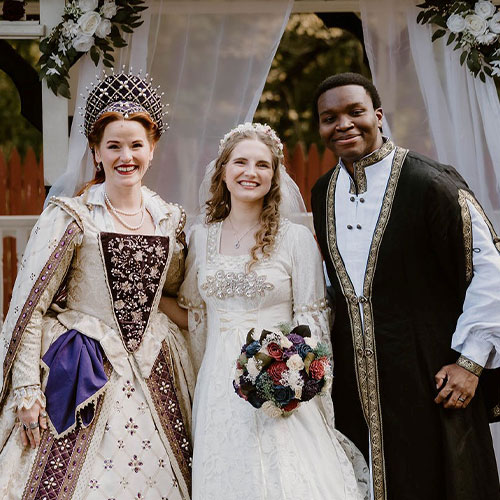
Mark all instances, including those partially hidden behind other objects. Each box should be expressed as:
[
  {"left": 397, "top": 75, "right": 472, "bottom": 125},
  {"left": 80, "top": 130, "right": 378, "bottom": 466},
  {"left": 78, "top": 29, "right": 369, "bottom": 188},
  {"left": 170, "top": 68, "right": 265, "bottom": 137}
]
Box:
[
  {"left": 81, "top": 68, "right": 169, "bottom": 137},
  {"left": 218, "top": 122, "right": 284, "bottom": 161}
]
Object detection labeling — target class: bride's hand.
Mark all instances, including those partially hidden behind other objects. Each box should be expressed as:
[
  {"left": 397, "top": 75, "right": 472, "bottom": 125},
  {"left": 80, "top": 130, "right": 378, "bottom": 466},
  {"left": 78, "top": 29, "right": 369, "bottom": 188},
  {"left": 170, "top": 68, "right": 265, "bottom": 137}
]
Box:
[{"left": 17, "top": 401, "right": 48, "bottom": 449}]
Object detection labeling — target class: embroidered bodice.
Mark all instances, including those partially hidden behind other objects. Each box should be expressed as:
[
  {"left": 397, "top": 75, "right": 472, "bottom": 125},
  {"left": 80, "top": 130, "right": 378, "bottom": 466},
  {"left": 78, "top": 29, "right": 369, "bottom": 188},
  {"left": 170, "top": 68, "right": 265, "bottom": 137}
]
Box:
[{"left": 100, "top": 233, "right": 169, "bottom": 352}]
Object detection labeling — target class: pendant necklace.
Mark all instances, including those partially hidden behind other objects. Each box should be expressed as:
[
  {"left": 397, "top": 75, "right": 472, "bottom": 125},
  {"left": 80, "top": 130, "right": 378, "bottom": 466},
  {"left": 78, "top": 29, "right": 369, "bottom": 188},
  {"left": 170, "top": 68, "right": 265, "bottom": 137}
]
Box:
[
  {"left": 105, "top": 191, "right": 145, "bottom": 231},
  {"left": 227, "top": 216, "right": 259, "bottom": 249}
]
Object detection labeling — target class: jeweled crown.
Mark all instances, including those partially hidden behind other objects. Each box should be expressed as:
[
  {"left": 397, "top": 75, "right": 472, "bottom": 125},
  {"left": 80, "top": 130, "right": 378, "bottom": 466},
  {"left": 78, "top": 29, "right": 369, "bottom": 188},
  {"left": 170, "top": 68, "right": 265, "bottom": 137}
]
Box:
[{"left": 82, "top": 69, "right": 168, "bottom": 137}]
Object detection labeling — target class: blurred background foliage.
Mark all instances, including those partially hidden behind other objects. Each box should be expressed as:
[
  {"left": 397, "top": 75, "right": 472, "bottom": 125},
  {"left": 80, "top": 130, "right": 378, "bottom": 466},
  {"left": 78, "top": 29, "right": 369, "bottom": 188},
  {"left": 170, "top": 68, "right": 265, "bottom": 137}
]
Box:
[
  {"left": 255, "top": 13, "right": 369, "bottom": 152},
  {"left": 0, "top": 13, "right": 368, "bottom": 162},
  {"left": 0, "top": 39, "right": 42, "bottom": 161}
]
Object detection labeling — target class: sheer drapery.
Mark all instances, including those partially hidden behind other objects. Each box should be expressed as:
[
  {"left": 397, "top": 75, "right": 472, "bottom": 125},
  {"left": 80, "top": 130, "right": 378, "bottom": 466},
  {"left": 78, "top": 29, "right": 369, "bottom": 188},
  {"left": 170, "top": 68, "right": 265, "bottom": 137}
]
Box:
[
  {"left": 49, "top": 0, "right": 293, "bottom": 214},
  {"left": 360, "top": 0, "right": 500, "bottom": 473},
  {"left": 360, "top": 0, "right": 500, "bottom": 229}
]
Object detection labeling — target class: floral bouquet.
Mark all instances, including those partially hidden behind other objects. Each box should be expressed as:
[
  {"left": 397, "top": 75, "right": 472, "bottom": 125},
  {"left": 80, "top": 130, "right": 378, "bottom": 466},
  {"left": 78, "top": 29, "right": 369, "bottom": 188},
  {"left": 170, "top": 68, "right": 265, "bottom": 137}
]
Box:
[{"left": 233, "top": 324, "right": 333, "bottom": 417}]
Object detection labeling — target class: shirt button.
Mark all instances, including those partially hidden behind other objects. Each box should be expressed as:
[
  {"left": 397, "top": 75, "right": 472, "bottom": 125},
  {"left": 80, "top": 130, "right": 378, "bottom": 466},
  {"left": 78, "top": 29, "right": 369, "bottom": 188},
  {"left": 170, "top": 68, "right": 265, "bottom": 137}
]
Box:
[
  {"left": 350, "top": 196, "right": 355, "bottom": 202},
  {"left": 360, "top": 198, "right": 365, "bottom": 203},
  {"left": 356, "top": 224, "right": 362, "bottom": 229},
  {"left": 347, "top": 225, "right": 353, "bottom": 230}
]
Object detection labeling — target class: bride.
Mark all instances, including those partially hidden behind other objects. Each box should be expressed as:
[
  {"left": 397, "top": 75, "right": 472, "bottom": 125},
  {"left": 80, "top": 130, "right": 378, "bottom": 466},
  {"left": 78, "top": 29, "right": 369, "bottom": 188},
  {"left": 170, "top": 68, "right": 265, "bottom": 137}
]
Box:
[{"left": 178, "top": 123, "right": 369, "bottom": 500}]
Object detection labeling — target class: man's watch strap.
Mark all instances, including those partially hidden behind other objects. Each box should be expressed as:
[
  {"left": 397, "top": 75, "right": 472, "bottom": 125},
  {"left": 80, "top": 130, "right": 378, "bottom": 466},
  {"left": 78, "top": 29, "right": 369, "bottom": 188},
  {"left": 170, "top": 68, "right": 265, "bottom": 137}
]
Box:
[{"left": 456, "top": 355, "right": 483, "bottom": 377}]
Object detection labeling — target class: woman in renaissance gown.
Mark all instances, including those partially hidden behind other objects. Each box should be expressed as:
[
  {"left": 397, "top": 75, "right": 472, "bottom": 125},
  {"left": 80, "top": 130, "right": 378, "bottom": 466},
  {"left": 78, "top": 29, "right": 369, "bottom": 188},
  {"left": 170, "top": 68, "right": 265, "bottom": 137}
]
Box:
[
  {"left": 178, "top": 123, "right": 369, "bottom": 500},
  {"left": 0, "top": 72, "right": 193, "bottom": 500}
]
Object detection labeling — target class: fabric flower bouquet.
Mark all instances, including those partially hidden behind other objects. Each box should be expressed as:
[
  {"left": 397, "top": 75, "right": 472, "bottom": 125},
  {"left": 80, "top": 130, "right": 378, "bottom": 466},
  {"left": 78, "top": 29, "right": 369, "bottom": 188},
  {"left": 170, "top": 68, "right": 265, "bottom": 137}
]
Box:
[{"left": 233, "top": 324, "right": 333, "bottom": 417}]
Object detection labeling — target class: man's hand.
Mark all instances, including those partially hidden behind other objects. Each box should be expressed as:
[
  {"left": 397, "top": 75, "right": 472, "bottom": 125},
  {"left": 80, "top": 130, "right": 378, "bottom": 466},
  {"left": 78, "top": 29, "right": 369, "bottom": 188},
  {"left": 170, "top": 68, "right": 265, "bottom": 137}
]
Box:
[{"left": 434, "top": 363, "right": 479, "bottom": 409}]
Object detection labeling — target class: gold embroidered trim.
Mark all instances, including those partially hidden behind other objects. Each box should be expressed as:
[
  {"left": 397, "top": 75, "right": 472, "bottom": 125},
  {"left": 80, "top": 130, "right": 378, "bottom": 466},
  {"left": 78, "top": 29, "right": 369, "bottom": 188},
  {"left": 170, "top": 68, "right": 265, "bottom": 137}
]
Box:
[
  {"left": 457, "top": 190, "right": 473, "bottom": 284},
  {"left": 456, "top": 354, "right": 483, "bottom": 377},
  {"left": 458, "top": 190, "right": 500, "bottom": 253},
  {"left": 350, "top": 139, "right": 395, "bottom": 195},
  {"left": 490, "top": 404, "right": 500, "bottom": 419},
  {"left": 326, "top": 145, "right": 407, "bottom": 500}
]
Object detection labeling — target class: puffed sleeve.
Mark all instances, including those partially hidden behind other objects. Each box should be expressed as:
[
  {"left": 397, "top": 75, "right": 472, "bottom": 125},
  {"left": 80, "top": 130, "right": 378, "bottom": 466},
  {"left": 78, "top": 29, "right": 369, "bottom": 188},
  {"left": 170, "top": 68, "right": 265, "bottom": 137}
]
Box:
[
  {"left": 178, "top": 224, "right": 207, "bottom": 374},
  {"left": 289, "top": 223, "right": 331, "bottom": 344},
  {"left": 163, "top": 205, "right": 187, "bottom": 297},
  {"left": 2, "top": 203, "right": 83, "bottom": 409}
]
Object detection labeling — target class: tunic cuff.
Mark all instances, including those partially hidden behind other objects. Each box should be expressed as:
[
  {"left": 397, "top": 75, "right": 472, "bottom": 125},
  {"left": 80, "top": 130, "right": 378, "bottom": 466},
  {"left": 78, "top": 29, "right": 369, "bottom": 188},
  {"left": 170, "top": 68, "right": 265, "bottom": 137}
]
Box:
[{"left": 456, "top": 355, "right": 483, "bottom": 377}]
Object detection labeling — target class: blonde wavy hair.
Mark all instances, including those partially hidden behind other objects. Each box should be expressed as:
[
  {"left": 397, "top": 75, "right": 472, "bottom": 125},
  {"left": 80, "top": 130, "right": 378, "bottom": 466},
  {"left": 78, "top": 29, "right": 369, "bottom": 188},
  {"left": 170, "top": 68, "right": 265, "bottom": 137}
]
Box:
[{"left": 205, "top": 127, "right": 282, "bottom": 270}]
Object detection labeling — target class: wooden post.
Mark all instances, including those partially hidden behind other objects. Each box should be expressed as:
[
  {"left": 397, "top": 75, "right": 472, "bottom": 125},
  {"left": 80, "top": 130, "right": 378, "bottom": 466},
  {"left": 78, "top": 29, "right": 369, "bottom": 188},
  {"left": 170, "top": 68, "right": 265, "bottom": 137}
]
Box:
[
  {"left": 0, "top": 151, "right": 6, "bottom": 215},
  {"left": 40, "top": 0, "right": 68, "bottom": 186}
]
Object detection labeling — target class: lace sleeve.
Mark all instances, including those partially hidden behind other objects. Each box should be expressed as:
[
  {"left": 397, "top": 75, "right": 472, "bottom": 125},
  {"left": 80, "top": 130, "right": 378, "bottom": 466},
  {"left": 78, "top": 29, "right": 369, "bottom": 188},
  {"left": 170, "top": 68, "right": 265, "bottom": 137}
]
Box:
[
  {"left": 163, "top": 205, "right": 187, "bottom": 297},
  {"left": 178, "top": 225, "right": 207, "bottom": 374},
  {"left": 289, "top": 224, "right": 331, "bottom": 345}
]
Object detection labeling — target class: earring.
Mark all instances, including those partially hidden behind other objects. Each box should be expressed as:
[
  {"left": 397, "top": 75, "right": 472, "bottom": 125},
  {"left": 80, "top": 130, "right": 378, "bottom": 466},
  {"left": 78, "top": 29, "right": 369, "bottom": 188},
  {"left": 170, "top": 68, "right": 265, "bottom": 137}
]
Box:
[{"left": 96, "top": 162, "right": 103, "bottom": 172}]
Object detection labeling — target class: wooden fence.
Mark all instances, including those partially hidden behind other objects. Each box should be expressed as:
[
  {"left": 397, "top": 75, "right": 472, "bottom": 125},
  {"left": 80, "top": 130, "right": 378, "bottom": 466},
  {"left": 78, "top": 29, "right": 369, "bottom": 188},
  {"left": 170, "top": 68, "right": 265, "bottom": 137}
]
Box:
[
  {"left": 0, "top": 148, "right": 44, "bottom": 316},
  {"left": 283, "top": 143, "right": 337, "bottom": 211},
  {"left": 0, "top": 143, "right": 335, "bottom": 317}
]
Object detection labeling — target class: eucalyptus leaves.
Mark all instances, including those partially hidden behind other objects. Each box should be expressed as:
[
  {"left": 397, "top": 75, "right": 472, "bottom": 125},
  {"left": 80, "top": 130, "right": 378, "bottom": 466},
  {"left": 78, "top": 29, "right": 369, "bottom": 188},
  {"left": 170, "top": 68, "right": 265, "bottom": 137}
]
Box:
[
  {"left": 39, "top": 0, "right": 147, "bottom": 98},
  {"left": 417, "top": 1, "right": 500, "bottom": 81}
]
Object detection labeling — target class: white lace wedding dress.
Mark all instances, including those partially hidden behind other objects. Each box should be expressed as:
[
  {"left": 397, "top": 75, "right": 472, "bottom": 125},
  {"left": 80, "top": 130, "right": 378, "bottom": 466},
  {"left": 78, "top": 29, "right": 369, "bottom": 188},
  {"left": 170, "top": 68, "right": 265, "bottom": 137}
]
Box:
[{"left": 179, "top": 219, "right": 368, "bottom": 500}]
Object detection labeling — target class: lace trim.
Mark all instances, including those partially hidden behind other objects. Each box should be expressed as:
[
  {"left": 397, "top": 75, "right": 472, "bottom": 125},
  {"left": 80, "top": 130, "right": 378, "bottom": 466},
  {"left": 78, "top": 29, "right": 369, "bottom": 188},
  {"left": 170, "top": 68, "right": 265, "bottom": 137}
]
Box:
[
  {"left": 293, "top": 298, "right": 329, "bottom": 314},
  {"left": 10, "top": 385, "right": 46, "bottom": 411},
  {"left": 178, "top": 295, "right": 206, "bottom": 310},
  {"left": 201, "top": 269, "right": 274, "bottom": 300}
]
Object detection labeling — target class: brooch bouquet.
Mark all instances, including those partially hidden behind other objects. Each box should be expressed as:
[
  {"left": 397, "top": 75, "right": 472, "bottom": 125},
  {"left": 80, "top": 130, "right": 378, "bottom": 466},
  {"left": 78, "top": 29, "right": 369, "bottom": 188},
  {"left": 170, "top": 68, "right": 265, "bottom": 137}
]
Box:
[
  {"left": 233, "top": 324, "right": 333, "bottom": 417},
  {"left": 39, "top": 0, "right": 147, "bottom": 98},
  {"left": 417, "top": 1, "right": 500, "bottom": 81}
]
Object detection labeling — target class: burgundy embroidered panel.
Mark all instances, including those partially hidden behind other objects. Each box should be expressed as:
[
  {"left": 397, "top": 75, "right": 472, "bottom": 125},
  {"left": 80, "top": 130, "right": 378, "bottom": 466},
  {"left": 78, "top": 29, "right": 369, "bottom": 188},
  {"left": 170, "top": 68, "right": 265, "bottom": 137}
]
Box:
[
  {"left": 100, "top": 233, "right": 169, "bottom": 353},
  {"left": 22, "top": 392, "right": 105, "bottom": 500},
  {"left": 146, "top": 342, "right": 192, "bottom": 493}
]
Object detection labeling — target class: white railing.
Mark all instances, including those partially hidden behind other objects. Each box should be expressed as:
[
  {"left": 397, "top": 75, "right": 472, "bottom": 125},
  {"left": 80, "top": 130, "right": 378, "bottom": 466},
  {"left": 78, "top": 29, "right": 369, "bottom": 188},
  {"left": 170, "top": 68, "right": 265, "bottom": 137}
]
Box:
[{"left": 0, "top": 215, "right": 38, "bottom": 318}]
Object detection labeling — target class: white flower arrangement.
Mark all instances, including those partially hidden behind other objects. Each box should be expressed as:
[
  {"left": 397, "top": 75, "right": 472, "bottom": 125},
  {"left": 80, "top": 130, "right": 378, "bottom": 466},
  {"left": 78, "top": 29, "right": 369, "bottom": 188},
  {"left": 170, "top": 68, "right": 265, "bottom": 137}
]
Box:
[
  {"left": 39, "top": 0, "right": 148, "bottom": 98},
  {"left": 417, "top": 1, "right": 500, "bottom": 81}
]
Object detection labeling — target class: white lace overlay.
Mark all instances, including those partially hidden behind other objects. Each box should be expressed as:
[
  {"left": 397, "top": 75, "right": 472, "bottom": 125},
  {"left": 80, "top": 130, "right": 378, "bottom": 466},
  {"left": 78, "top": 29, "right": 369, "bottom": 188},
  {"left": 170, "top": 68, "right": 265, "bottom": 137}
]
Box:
[
  {"left": 10, "top": 385, "right": 46, "bottom": 412},
  {"left": 181, "top": 220, "right": 369, "bottom": 500}
]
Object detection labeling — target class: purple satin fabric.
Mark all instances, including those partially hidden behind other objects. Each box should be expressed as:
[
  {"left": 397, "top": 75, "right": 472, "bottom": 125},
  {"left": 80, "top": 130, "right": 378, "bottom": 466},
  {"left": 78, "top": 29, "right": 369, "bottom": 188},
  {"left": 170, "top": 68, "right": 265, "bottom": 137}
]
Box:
[{"left": 42, "top": 329, "right": 108, "bottom": 435}]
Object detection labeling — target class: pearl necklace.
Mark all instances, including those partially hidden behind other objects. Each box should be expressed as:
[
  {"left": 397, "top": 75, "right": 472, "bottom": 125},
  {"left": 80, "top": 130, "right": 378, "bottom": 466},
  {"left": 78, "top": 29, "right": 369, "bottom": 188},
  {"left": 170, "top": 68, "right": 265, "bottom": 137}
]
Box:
[
  {"left": 227, "top": 216, "right": 260, "bottom": 249},
  {"left": 105, "top": 191, "right": 145, "bottom": 231}
]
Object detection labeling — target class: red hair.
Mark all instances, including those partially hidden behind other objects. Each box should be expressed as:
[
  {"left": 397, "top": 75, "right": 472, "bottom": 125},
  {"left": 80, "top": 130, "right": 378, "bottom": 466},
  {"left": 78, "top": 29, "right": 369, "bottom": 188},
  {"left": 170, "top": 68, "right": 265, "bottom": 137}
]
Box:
[{"left": 77, "top": 111, "right": 160, "bottom": 195}]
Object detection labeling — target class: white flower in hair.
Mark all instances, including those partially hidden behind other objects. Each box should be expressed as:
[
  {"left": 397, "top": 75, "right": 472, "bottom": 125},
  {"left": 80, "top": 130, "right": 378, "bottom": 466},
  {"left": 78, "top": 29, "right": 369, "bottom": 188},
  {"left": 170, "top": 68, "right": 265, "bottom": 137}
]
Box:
[{"left": 218, "top": 122, "right": 284, "bottom": 159}]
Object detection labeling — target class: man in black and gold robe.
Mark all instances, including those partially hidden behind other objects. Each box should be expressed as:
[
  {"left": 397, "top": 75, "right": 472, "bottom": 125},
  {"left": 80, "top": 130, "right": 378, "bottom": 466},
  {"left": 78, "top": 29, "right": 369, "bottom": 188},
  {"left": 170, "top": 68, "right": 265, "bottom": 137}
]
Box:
[{"left": 311, "top": 72, "right": 500, "bottom": 500}]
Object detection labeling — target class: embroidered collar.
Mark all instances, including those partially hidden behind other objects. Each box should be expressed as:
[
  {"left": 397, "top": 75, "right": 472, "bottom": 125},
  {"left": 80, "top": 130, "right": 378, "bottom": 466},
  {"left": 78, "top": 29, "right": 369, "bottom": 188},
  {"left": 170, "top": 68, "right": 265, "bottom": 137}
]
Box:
[
  {"left": 339, "top": 138, "right": 395, "bottom": 194},
  {"left": 83, "top": 183, "right": 171, "bottom": 225}
]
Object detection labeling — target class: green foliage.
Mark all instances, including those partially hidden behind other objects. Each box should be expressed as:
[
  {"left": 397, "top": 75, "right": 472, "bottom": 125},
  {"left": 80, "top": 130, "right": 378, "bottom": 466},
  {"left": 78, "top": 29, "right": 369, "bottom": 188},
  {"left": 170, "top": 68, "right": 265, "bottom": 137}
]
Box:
[
  {"left": 39, "top": 0, "right": 147, "bottom": 98},
  {"left": 0, "top": 41, "right": 42, "bottom": 160},
  {"left": 256, "top": 373, "right": 275, "bottom": 402},
  {"left": 254, "top": 14, "right": 369, "bottom": 152},
  {"left": 417, "top": 1, "right": 500, "bottom": 81}
]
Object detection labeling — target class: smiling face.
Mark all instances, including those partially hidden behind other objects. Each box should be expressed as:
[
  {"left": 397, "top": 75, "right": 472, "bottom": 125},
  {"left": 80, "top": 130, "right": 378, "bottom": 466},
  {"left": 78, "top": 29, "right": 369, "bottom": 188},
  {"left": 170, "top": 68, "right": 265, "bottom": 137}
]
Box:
[
  {"left": 94, "top": 119, "right": 155, "bottom": 190},
  {"left": 317, "top": 84, "right": 384, "bottom": 171},
  {"left": 223, "top": 138, "right": 274, "bottom": 207}
]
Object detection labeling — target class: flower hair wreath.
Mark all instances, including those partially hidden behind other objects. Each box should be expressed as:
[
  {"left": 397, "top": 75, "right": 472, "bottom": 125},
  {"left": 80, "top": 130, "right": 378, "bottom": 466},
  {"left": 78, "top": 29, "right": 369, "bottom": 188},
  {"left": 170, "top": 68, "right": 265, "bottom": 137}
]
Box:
[
  {"left": 39, "top": 0, "right": 148, "bottom": 98},
  {"left": 417, "top": 1, "right": 500, "bottom": 81}
]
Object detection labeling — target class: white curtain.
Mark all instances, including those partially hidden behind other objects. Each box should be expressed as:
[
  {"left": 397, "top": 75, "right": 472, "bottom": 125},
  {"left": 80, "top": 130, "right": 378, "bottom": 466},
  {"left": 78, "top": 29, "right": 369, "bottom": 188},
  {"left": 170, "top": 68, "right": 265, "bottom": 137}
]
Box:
[
  {"left": 360, "top": 0, "right": 500, "bottom": 474},
  {"left": 49, "top": 0, "right": 293, "bottom": 214}
]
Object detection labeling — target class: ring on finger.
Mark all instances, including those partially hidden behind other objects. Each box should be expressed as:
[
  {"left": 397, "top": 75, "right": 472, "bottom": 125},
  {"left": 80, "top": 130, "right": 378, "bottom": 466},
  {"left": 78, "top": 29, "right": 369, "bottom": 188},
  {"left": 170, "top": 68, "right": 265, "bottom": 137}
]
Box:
[
  {"left": 29, "top": 421, "right": 39, "bottom": 429},
  {"left": 457, "top": 396, "right": 466, "bottom": 403},
  {"left": 40, "top": 411, "right": 47, "bottom": 418}
]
